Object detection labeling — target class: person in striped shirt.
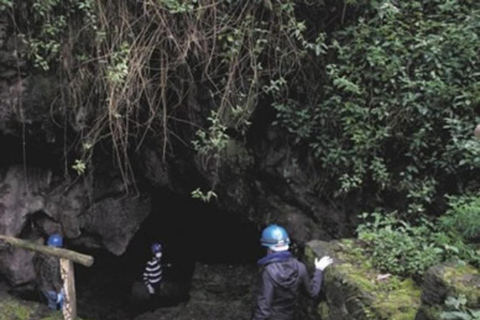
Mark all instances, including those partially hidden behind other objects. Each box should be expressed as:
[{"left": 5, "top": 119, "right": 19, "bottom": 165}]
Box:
[{"left": 143, "top": 242, "right": 163, "bottom": 296}]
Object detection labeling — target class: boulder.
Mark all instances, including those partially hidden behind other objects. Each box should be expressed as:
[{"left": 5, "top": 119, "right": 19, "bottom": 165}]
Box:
[
  {"left": 0, "top": 165, "right": 151, "bottom": 286},
  {"left": 421, "top": 262, "right": 480, "bottom": 308},
  {"left": 415, "top": 261, "right": 480, "bottom": 320},
  {"left": 305, "top": 239, "right": 422, "bottom": 320}
]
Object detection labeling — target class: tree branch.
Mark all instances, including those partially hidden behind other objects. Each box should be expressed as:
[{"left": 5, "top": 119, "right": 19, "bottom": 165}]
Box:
[{"left": 0, "top": 235, "right": 94, "bottom": 267}]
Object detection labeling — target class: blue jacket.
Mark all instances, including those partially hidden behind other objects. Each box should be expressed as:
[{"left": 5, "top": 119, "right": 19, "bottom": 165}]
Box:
[{"left": 252, "top": 251, "right": 323, "bottom": 320}]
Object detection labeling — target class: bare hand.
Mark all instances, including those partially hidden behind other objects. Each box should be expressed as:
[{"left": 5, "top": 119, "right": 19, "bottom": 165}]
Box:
[{"left": 147, "top": 284, "right": 155, "bottom": 295}]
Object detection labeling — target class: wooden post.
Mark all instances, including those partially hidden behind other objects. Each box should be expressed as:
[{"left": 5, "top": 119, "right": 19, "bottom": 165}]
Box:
[
  {"left": 60, "top": 258, "right": 77, "bottom": 320},
  {"left": 0, "top": 234, "right": 94, "bottom": 320}
]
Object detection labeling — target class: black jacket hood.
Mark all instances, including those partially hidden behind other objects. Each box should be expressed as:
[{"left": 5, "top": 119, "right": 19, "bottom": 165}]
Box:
[
  {"left": 266, "top": 259, "right": 299, "bottom": 288},
  {"left": 258, "top": 251, "right": 299, "bottom": 288}
]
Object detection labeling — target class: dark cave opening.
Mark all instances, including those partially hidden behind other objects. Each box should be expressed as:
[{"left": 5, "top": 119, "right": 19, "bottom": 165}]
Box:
[
  {"left": 0, "top": 135, "right": 264, "bottom": 319},
  {"left": 70, "top": 188, "right": 263, "bottom": 320}
]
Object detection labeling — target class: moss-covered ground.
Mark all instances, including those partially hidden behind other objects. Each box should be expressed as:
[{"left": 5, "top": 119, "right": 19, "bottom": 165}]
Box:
[
  {"left": 0, "top": 296, "right": 88, "bottom": 320},
  {"left": 441, "top": 263, "right": 480, "bottom": 308}
]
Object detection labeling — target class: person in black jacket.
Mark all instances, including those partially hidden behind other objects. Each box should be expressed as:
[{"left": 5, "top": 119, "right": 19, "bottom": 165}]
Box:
[
  {"left": 34, "top": 234, "right": 65, "bottom": 310},
  {"left": 251, "top": 224, "right": 333, "bottom": 320}
]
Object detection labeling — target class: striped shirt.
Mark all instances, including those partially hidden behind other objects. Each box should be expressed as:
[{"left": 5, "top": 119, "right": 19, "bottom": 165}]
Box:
[{"left": 143, "top": 257, "right": 162, "bottom": 288}]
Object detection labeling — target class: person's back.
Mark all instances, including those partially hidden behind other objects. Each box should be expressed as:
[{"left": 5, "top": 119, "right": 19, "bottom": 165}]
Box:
[
  {"left": 34, "top": 253, "right": 62, "bottom": 295},
  {"left": 33, "top": 234, "right": 64, "bottom": 310},
  {"left": 251, "top": 225, "right": 332, "bottom": 320}
]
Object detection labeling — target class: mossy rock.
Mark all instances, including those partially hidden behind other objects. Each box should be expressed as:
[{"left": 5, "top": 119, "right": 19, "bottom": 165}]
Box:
[
  {"left": 0, "top": 296, "right": 88, "bottom": 320},
  {"left": 421, "top": 261, "right": 480, "bottom": 309},
  {"left": 414, "top": 305, "right": 443, "bottom": 320},
  {"left": 305, "top": 239, "right": 422, "bottom": 320}
]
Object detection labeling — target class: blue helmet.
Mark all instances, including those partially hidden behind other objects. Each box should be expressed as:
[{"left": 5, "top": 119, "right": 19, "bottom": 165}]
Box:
[
  {"left": 260, "top": 224, "right": 290, "bottom": 251},
  {"left": 151, "top": 242, "right": 162, "bottom": 254},
  {"left": 47, "top": 234, "right": 63, "bottom": 248}
]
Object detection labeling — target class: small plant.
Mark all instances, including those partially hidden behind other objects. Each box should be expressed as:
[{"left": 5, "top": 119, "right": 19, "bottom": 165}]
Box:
[
  {"left": 106, "top": 42, "right": 131, "bottom": 86},
  {"left": 159, "top": 0, "right": 196, "bottom": 13},
  {"left": 72, "top": 159, "right": 87, "bottom": 175},
  {"left": 440, "top": 295, "right": 480, "bottom": 320},
  {"left": 191, "top": 188, "right": 217, "bottom": 203},
  {"left": 192, "top": 111, "right": 229, "bottom": 170}
]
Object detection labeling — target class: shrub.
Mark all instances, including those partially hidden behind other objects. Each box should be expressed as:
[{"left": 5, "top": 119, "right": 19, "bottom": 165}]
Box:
[
  {"left": 434, "top": 194, "right": 480, "bottom": 268},
  {"left": 273, "top": 0, "right": 480, "bottom": 214},
  {"left": 357, "top": 201, "right": 480, "bottom": 279},
  {"left": 440, "top": 195, "right": 480, "bottom": 242},
  {"left": 357, "top": 212, "right": 443, "bottom": 279}
]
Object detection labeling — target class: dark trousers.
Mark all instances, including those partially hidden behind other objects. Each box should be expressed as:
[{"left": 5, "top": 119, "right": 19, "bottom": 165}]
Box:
[{"left": 147, "top": 282, "right": 162, "bottom": 311}]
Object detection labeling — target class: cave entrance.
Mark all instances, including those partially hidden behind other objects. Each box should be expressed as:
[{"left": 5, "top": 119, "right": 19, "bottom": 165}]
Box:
[{"left": 73, "top": 188, "right": 262, "bottom": 320}]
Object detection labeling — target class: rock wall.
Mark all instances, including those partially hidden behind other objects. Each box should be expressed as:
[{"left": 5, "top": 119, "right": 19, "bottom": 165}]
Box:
[
  {"left": 0, "top": 165, "right": 150, "bottom": 286},
  {"left": 0, "top": 4, "right": 354, "bottom": 298}
]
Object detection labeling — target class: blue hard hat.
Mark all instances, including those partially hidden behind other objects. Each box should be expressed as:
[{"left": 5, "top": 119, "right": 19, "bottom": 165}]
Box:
[
  {"left": 260, "top": 224, "right": 290, "bottom": 251},
  {"left": 151, "top": 242, "right": 162, "bottom": 254},
  {"left": 47, "top": 234, "right": 63, "bottom": 248}
]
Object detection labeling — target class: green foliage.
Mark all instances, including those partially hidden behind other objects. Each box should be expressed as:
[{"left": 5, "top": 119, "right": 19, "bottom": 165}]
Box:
[
  {"left": 191, "top": 188, "right": 218, "bottom": 203},
  {"left": 191, "top": 111, "right": 230, "bottom": 191},
  {"left": 432, "top": 230, "right": 480, "bottom": 268},
  {"left": 159, "top": 0, "right": 196, "bottom": 14},
  {"left": 0, "top": 0, "right": 12, "bottom": 11},
  {"left": 440, "top": 195, "right": 480, "bottom": 241},
  {"left": 357, "top": 212, "right": 443, "bottom": 278},
  {"left": 10, "top": 0, "right": 331, "bottom": 188},
  {"left": 0, "top": 297, "right": 32, "bottom": 320},
  {"left": 433, "top": 194, "right": 480, "bottom": 267},
  {"left": 106, "top": 42, "right": 131, "bottom": 87},
  {"left": 357, "top": 201, "right": 480, "bottom": 278},
  {"left": 272, "top": 0, "right": 480, "bottom": 213},
  {"left": 19, "top": 0, "right": 97, "bottom": 71},
  {"left": 72, "top": 159, "right": 86, "bottom": 175},
  {"left": 11, "top": 0, "right": 480, "bottom": 207},
  {"left": 192, "top": 111, "right": 229, "bottom": 161},
  {"left": 441, "top": 295, "right": 480, "bottom": 320}
]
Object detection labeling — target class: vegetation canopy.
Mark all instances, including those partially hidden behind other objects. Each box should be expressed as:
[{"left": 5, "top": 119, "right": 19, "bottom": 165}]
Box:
[
  {"left": 272, "top": 0, "right": 480, "bottom": 214},
  {"left": 2, "top": 0, "right": 479, "bottom": 211},
  {"left": 4, "top": 0, "right": 333, "bottom": 187}
]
